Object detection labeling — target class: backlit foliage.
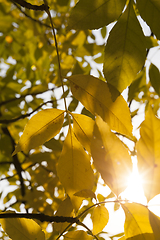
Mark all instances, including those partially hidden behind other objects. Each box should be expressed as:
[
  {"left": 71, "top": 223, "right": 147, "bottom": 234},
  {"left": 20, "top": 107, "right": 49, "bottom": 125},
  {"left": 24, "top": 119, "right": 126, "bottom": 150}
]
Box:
[{"left": 0, "top": 0, "right": 160, "bottom": 239}]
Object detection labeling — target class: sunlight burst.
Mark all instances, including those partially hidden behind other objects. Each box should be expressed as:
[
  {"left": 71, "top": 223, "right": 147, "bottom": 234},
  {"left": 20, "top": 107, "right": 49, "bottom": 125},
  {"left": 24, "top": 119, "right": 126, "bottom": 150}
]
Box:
[{"left": 121, "top": 158, "right": 147, "bottom": 204}]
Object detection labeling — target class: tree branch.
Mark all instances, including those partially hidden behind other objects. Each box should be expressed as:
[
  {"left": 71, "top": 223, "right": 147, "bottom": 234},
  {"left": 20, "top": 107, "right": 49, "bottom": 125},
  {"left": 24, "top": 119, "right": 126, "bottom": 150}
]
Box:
[
  {"left": 0, "top": 100, "right": 53, "bottom": 124},
  {"left": 10, "top": 0, "right": 49, "bottom": 11},
  {"left": 0, "top": 212, "right": 79, "bottom": 224},
  {"left": 0, "top": 88, "right": 56, "bottom": 107},
  {"left": 1, "top": 127, "right": 25, "bottom": 196},
  {"left": 11, "top": 1, "right": 52, "bottom": 28}
]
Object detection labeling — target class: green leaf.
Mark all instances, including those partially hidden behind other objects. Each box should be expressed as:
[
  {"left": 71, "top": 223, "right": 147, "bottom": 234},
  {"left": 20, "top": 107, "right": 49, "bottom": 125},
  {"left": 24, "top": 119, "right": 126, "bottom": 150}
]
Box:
[
  {"left": 0, "top": 212, "right": 45, "bottom": 240},
  {"left": 68, "top": 0, "right": 126, "bottom": 30},
  {"left": 13, "top": 109, "right": 64, "bottom": 155},
  {"left": 122, "top": 203, "right": 154, "bottom": 240},
  {"left": 136, "top": 107, "right": 160, "bottom": 201},
  {"left": 57, "top": 127, "right": 94, "bottom": 209},
  {"left": 137, "top": 0, "right": 160, "bottom": 40},
  {"left": 91, "top": 116, "right": 132, "bottom": 196},
  {"left": 91, "top": 205, "right": 109, "bottom": 234},
  {"left": 68, "top": 74, "right": 133, "bottom": 139},
  {"left": 71, "top": 113, "right": 95, "bottom": 153},
  {"left": 128, "top": 68, "right": 146, "bottom": 102},
  {"left": 149, "top": 63, "right": 160, "bottom": 96},
  {"left": 103, "top": 0, "right": 146, "bottom": 92}
]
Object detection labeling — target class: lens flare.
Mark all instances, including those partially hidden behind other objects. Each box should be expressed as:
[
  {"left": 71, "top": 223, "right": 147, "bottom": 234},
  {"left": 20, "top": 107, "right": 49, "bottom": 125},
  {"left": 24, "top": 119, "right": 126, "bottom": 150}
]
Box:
[{"left": 121, "top": 158, "right": 147, "bottom": 204}]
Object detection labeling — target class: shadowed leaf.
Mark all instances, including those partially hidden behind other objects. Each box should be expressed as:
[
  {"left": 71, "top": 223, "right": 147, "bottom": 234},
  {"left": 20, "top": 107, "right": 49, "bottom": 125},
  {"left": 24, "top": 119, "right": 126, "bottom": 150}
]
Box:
[
  {"left": 103, "top": 1, "right": 146, "bottom": 92},
  {"left": 137, "top": 0, "right": 160, "bottom": 40},
  {"left": 68, "top": 0, "right": 126, "bottom": 30}
]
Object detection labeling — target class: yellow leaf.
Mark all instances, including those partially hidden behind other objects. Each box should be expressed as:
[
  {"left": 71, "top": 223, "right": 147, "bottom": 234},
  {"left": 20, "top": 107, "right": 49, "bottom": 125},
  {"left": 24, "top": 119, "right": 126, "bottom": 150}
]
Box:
[
  {"left": 67, "top": 74, "right": 133, "bottom": 138},
  {"left": 103, "top": 1, "right": 146, "bottom": 92},
  {"left": 122, "top": 203, "right": 154, "bottom": 240},
  {"left": 0, "top": 212, "right": 45, "bottom": 240},
  {"left": 149, "top": 210, "right": 160, "bottom": 240},
  {"left": 92, "top": 205, "right": 109, "bottom": 234},
  {"left": 74, "top": 189, "right": 96, "bottom": 200},
  {"left": 54, "top": 197, "right": 74, "bottom": 233},
  {"left": 71, "top": 113, "right": 95, "bottom": 153},
  {"left": 13, "top": 109, "right": 64, "bottom": 155},
  {"left": 136, "top": 107, "right": 160, "bottom": 201},
  {"left": 64, "top": 230, "right": 93, "bottom": 240},
  {"left": 91, "top": 116, "right": 132, "bottom": 196},
  {"left": 57, "top": 127, "right": 94, "bottom": 209}
]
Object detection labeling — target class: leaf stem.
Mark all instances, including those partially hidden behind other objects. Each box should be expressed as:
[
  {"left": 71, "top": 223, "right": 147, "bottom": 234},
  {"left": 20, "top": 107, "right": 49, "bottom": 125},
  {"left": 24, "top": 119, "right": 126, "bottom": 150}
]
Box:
[{"left": 43, "top": 0, "right": 68, "bottom": 113}]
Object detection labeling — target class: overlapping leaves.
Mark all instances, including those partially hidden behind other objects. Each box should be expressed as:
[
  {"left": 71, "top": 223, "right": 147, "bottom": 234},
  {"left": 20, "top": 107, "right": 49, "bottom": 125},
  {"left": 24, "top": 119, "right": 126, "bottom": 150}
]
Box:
[
  {"left": 136, "top": 107, "right": 160, "bottom": 201},
  {"left": 0, "top": 212, "right": 45, "bottom": 240},
  {"left": 57, "top": 126, "right": 94, "bottom": 209},
  {"left": 91, "top": 116, "right": 132, "bottom": 196},
  {"left": 68, "top": 74, "right": 133, "bottom": 138},
  {"left": 122, "top": 203, "right": 160, "bottom": 240}
]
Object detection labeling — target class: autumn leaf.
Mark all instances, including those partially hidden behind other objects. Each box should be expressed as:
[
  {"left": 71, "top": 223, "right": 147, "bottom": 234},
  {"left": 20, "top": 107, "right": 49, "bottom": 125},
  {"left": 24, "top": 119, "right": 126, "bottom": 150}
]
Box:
[
  {"left": 137, "top": 0, "right": 160, "bottom": 40},
  {"left": 54, "top": 197, "right": 74, "bottom": 233},
  {"left": 74, "top": 189, "right": 96, "bottom": 200},
  {"left": 71, "top": 113, "right": 95, "bottom": 153},
  {"left": 64, "top": 230, "right": 93, "bottom": 240},
  {"left": 91, "top": 116, "right": 132, "bottom": 196},
  {"left": 13, "top": 109, "right": 64, "bottom": 155},
  {"left": 91, "top": 205, "right": 109, "bottom": 234},
  {"left": 67, "top": 74, "right": 133, "bottom": 139},
  {"left": 122, "top": 203, "right": 155, "bottom": 240},
  {"left": 149, "top": 63, "right": 160, "bottom": 96},
  {"left": 57, "top": 127, "right": 94, "bottom": 209},
  {"left": 136, "top": 107, "right": 160, "bottom": 201},
  {"left": 149, "top": 210, "right": 160, "bottom": 240},
  {"left": 0, "top": 212, "right": 45, "bottom": 240},
  {"left": 103, "top": 0, "right": 146, "bottom": 92},
  {"left": 68, "top": 0, "right": 126, "bottom": 30}
]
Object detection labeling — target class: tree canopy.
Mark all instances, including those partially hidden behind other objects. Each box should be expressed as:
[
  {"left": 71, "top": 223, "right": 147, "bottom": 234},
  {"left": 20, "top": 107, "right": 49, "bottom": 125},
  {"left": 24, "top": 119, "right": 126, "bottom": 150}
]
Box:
[{"left": 1, "top": 0, "right": 160, "bottom": 239}]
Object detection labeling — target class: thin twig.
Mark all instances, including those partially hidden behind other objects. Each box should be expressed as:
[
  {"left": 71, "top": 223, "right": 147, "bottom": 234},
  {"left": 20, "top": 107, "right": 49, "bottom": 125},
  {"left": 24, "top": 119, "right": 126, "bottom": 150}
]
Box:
[
  {"left": 0, "top": 88, "right": 56, "bottom": 107},
  {"left": 0, "top": 100, "right": 53, "bottom": 124},
  {"left": 11, "top": 1, "right": 52, "bottom": 28},
  {"left": 43, "top": 0, "right": 68, "bottom": 112},
  {"left": 1, "top": 126, "right": 25, "bottom": 196},
  {"left": 78, "top": 222, "right": 99, "bottom": 240},
  {"left": 56, "top": 222, "right": 74, "bottom": 240}
]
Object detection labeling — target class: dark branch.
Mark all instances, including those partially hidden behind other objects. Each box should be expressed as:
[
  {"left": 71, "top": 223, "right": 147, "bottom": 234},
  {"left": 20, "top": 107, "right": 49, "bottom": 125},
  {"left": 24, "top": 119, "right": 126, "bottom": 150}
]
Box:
[
  {"left": 11, "top": 1, "right": 52, "bottom": 28},
  {"left": 0, "top": 88, "right": 55, "bottom": 107},
  {"left": 0, "top": 212, "right": 79, "bottom": 224},
  {"left": 1, "top": 127, "right": 25, "bottom": 196},
  {"left": 10, "top": 0, "right": 49, "bottom": 11},
  {"left": 0, "top": 100, "right": 53, "bottom": 124}
]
